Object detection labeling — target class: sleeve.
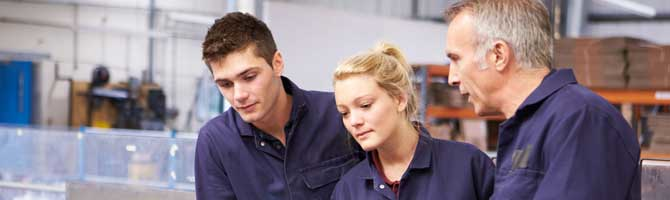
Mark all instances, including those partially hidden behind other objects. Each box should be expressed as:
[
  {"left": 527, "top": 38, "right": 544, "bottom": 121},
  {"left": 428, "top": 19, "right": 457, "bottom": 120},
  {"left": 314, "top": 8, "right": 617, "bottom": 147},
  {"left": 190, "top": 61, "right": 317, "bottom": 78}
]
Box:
[
  {"left": 473, "top": 150, "right": 496, "bottom": 200},
  {"left": 195, "top": 130, "right": 237, "bottom": 200},
  {"left": 533, "top": 107, "right": 640, "bottom": 200}
]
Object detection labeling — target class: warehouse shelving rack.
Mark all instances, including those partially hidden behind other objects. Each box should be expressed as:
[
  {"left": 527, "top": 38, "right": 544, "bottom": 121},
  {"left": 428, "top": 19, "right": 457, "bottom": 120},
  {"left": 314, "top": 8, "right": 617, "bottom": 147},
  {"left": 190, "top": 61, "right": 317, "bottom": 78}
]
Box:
[{"left": 416, "top": 64, "right": 670, "bottom": 160}]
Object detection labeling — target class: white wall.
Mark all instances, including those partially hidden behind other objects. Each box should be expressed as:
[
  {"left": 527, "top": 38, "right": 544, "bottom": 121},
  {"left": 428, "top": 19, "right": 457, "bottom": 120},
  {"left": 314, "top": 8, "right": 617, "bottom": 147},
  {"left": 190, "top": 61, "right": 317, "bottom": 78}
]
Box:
[
  {"left": 274, "top": 0, "right": 457, "bottom": 20},
  {"left": 266, "top": 1, "right": 448, "bottom": 92},
  {"left": 584, "top": 22, "right": 670, "bottom": 45}
]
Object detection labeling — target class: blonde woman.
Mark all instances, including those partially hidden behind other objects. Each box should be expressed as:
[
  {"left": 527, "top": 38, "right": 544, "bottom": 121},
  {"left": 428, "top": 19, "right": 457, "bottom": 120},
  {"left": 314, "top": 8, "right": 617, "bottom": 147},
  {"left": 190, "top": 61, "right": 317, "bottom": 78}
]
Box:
[{"left": 331, "top": 43, "right": 494, "bottom": 199}]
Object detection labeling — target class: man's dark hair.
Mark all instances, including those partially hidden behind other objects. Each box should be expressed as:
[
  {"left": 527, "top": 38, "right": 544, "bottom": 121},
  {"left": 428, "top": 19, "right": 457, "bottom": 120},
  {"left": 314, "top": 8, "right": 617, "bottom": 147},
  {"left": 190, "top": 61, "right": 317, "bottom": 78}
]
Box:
[{"left": 202, "top": 12, "right": 277, "bottom": 70}]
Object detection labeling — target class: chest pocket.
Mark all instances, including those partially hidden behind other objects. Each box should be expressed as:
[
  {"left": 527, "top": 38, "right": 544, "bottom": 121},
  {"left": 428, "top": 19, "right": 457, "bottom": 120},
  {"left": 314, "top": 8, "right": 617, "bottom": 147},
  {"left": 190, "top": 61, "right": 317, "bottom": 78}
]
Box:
[
  {"left": 300, "top": 153, "right": 360, "bottom": 199},
  {"left": 494, "top": 168, "right": 544, "bottom": 199}
]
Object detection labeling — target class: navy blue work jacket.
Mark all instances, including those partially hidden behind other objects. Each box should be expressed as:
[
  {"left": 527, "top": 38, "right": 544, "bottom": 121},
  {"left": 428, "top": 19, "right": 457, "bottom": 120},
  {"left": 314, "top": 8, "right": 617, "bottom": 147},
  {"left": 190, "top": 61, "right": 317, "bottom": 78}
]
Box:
[
  {"left": 331, "top": 132, "right": 495, "bottom": 200},
  {"left": 195, "top": 77, "right": 363, "bottom": 200},
  {"left": 492, "top": 69, "right": 641, "bottom": 199}
]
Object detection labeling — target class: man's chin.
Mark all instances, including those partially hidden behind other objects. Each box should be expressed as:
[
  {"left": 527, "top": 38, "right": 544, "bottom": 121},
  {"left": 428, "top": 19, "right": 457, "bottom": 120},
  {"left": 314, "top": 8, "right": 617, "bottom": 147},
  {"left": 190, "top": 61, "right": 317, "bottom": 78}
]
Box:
[{"left": 237, "top": 113, "right": 259, "bottom": 123}]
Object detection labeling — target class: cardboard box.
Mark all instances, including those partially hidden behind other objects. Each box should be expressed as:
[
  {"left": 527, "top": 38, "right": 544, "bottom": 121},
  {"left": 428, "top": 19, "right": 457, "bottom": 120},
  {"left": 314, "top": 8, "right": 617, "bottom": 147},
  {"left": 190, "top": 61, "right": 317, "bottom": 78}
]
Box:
[{"left": 554, "top": 37, "right": 652, "bottom": 88}]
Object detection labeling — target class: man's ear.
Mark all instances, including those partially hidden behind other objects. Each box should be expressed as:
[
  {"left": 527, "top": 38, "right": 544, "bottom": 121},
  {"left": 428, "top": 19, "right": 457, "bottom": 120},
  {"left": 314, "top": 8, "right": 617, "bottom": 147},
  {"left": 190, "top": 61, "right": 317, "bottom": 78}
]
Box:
[
  {"left": 490, "top": 40, "right": 511, "bottom": 72},
  {"left": 271, "top": 51, "right": 284, "bottom": 77}
]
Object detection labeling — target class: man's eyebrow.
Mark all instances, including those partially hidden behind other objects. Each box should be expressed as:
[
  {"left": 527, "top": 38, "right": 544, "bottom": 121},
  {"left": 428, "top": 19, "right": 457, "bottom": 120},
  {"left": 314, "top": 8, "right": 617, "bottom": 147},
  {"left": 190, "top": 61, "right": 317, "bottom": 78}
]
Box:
[
  {"left": 214, "top": 67, "right": 260, "bottom": 83},
  {"left": 235, "top": 67, "right": 258, "bottom": 78}
]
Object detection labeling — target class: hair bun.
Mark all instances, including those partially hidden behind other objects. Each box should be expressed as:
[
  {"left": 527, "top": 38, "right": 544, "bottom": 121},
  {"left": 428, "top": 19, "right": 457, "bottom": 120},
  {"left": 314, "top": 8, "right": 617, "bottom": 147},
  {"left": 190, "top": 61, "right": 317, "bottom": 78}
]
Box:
[{"left": 374, "top": 42, "right": 410, "bottom": 72}]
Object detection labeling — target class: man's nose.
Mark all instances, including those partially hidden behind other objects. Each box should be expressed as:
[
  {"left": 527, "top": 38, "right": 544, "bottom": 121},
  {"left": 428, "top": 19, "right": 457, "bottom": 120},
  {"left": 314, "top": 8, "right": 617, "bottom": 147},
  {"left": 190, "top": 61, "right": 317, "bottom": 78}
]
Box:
[
  {"left": 233, "top": 84, "right": 249, "bottom": 103},
  {"left": 447, "top": 64, "right": 460, "bottom": 87}
]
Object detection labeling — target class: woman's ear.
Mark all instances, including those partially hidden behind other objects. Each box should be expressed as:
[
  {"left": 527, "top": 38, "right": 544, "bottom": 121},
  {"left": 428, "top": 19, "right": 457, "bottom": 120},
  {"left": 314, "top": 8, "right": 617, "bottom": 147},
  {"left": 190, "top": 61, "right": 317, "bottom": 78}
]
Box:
[{"left": 395, "top": 92, "right": 408, "bottom": 113}]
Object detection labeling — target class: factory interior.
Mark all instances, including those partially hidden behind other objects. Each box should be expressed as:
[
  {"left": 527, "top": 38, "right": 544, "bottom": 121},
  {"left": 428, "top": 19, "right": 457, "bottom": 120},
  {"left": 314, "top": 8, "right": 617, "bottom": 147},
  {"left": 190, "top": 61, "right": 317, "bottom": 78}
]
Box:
[{"left": 1, "top": 0, "right": 670, "bottom": 199}]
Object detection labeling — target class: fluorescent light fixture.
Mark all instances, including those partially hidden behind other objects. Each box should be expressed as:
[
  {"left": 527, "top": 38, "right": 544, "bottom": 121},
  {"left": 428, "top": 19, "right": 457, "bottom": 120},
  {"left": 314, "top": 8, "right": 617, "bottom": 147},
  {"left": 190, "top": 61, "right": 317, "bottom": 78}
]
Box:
[
  {"left": 598, "top": 0, "right": 657, "bottom": 18},
  {"left": 125, "top": 144, "right": 137, "bottom": 152},
  {"left": 169, "top": 144, "right": 179, "bottom": 156},
  {"left": 168, "top": 12, "right": 218, "bottom": 25}
]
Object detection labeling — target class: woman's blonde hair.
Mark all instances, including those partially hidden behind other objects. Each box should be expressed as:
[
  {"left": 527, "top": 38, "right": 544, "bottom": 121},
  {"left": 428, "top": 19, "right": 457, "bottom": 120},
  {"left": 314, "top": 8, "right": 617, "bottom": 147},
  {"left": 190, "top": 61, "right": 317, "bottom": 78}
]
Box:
[{"left": 333, "top": 42, "right": 418, "bottom": 120}]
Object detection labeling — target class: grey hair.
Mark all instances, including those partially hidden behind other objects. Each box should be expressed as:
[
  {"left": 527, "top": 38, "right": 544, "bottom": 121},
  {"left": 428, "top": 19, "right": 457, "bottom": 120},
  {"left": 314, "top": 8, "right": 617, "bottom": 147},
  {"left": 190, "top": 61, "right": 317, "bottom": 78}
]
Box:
[{"left": 445, "top": 0, "right": 553, "bottom": 69}]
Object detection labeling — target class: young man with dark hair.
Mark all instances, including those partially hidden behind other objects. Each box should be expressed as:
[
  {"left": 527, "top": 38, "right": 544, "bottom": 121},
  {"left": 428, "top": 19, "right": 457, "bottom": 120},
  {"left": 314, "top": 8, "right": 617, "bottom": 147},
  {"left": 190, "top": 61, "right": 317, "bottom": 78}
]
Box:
[{"left": 195, "top": 12, "right": 362, "bottom": 199}]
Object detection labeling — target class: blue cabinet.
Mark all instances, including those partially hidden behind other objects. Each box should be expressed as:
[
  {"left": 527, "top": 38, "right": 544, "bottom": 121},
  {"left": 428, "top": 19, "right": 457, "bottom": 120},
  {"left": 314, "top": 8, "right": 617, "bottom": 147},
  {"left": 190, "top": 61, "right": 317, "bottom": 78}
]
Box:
[{"left": 0, "top": 61, "right": 33, "bottom": 125}]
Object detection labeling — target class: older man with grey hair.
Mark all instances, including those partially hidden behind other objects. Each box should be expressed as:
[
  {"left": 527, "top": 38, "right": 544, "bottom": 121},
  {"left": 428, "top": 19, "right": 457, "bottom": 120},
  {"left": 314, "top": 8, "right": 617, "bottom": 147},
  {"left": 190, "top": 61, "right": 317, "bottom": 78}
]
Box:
[{"left": 444, "top": 0, "right": 640, "bottom": 199}]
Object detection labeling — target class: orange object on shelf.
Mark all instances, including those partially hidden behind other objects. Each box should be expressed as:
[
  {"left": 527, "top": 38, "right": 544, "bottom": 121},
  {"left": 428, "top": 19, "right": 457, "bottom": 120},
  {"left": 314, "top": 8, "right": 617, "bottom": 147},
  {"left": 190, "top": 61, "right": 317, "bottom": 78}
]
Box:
[
  {"left": 426, "top": 64, "right": 450, "bottom": 77},
  {"left": 642, "top": 151, "right": 670, "bottom": 160},
  {"left": 591, "top": 89, "right": 670, "bottom": 105},
  {"left": 426, "top": 106, "right": 505, "bottom": 120}
]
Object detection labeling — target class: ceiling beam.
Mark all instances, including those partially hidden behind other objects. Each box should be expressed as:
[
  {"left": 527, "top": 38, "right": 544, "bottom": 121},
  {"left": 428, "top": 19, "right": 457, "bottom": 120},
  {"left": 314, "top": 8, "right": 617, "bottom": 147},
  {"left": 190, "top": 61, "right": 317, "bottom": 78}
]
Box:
[{"left": 589, "top": 13, "right": 670, "bottom": 22}]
